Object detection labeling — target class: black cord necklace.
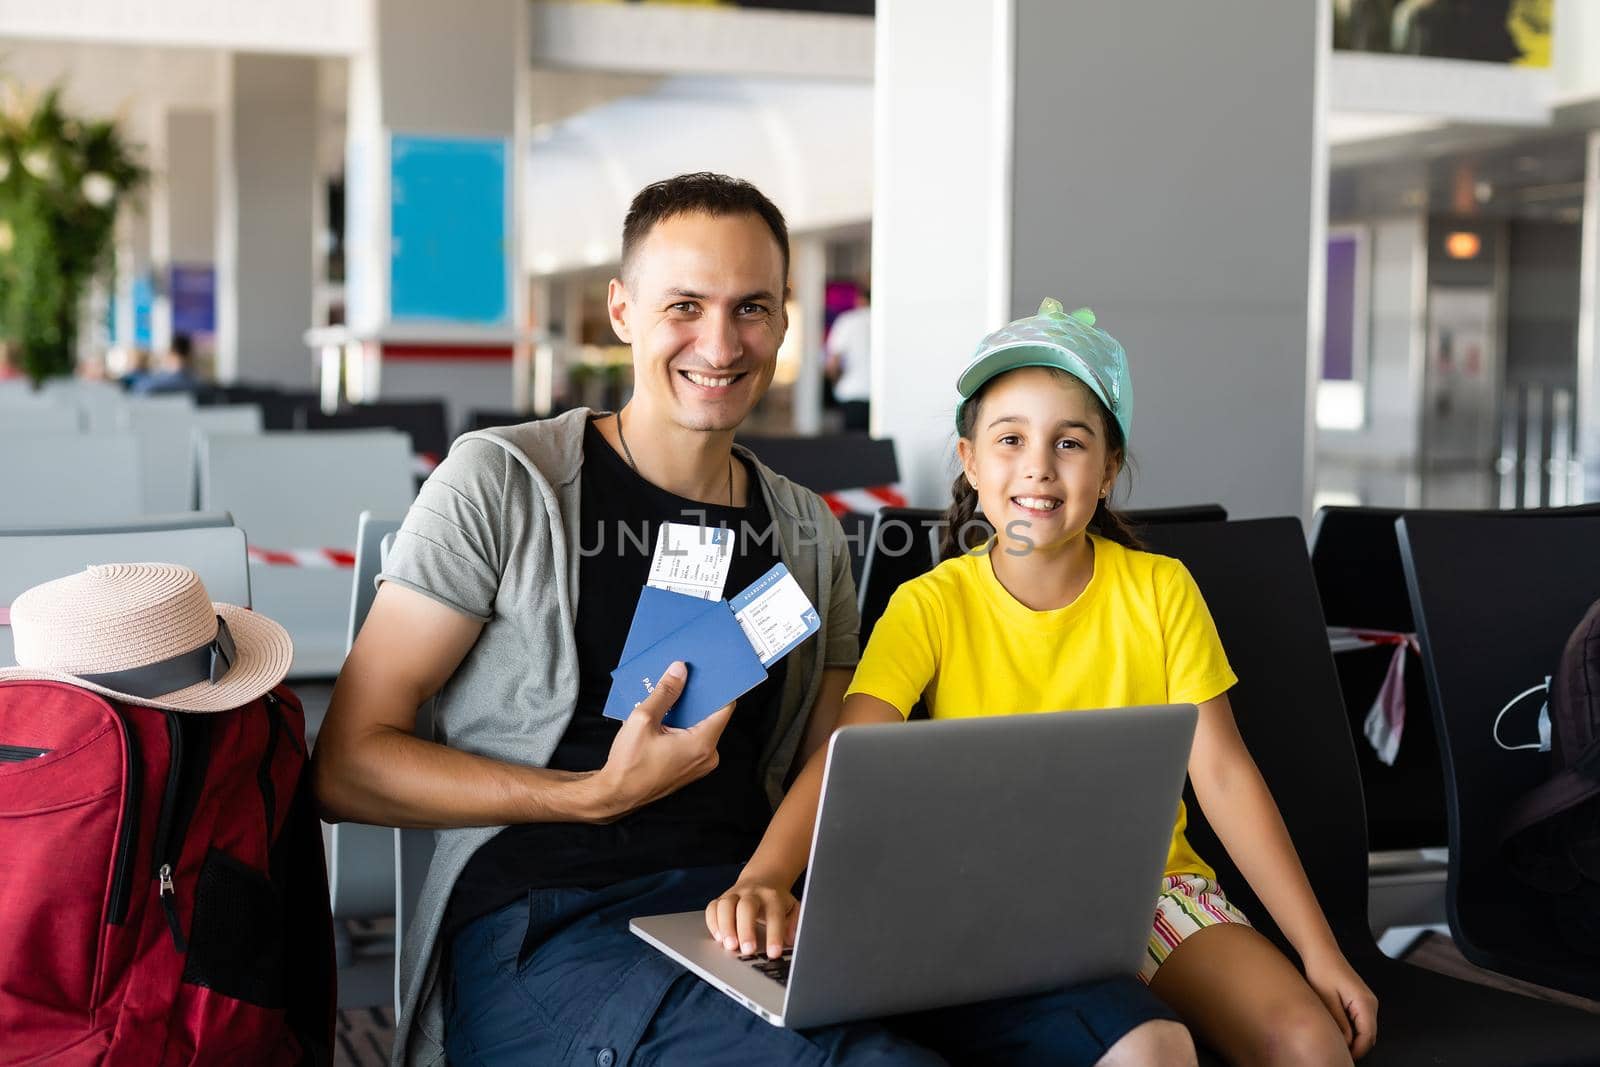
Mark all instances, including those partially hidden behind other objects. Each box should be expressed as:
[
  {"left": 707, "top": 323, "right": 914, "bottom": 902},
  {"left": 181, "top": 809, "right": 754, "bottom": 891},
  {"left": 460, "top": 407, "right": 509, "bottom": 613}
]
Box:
[{"left": 615, "top": 409, "right": 734, "bottom": 507}]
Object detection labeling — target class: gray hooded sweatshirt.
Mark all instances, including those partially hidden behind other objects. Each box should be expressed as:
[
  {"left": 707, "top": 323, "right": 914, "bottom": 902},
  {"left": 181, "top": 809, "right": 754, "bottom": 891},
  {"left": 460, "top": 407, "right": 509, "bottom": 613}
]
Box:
[{"left": 376, "top": 409, "right": 861, "bottom": 1066}]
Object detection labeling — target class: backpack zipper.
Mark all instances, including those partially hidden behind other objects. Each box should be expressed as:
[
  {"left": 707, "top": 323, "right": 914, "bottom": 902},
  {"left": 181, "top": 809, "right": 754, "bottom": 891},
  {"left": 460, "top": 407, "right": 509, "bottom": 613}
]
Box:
[
  {"left": 257, "top": 694, "right": 282, "bottom": 841},
  {"left": 269, "top": 688, "right": 304, "bottom": 757},
  {"left": 0, "top": 744, "right": 49, "bottom": 762},
  {"left": 106, "top": 711, "right": 141, "bottom": 926},
  {"left": 152, "top": 711, "right": 189, "bottom": 953}
]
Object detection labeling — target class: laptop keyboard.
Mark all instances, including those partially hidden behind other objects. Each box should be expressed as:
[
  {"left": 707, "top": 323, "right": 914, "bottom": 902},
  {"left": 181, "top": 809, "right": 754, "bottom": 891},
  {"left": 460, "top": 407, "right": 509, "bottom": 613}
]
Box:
[{"left": 739, "top": 949, "right": 794, "bottom": 986}]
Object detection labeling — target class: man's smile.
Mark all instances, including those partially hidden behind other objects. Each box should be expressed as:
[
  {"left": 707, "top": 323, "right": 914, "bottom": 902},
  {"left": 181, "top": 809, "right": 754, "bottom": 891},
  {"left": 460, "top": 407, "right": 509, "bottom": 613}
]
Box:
[{"left": 680, "top": 369, "right": 747, "bottom": 392}]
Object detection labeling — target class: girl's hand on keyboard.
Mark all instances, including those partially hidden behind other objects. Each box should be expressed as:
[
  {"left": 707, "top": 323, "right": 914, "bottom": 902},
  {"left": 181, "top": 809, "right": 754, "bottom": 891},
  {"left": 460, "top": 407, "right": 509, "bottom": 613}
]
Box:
[{"left": 706, "top": 872, "right": 797, "bottom": 960}]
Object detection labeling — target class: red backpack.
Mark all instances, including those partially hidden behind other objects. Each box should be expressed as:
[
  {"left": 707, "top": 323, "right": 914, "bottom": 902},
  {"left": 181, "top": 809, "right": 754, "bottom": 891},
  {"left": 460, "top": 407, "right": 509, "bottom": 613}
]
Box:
[{"left": 0, "top": 680, "right": 335, "bottom": 1065}]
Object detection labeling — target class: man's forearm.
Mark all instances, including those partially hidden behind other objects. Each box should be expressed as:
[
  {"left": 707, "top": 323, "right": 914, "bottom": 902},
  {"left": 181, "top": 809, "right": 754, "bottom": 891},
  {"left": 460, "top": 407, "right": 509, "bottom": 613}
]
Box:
[{"left": 313, "top": 725, "right": 610, "bottom": 829}]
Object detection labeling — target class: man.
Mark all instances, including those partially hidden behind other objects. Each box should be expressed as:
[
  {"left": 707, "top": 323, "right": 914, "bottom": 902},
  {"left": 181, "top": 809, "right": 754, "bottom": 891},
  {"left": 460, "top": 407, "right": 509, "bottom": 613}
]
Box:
[
  {"left": 824, "top": 287, "right": 871, "bottom": 431},
  {"left": 313, "top": 173, "right": 1192, "bottom": 1067},
  {"left": 129, "top": 332, "right": 200, "bottom": 394}
]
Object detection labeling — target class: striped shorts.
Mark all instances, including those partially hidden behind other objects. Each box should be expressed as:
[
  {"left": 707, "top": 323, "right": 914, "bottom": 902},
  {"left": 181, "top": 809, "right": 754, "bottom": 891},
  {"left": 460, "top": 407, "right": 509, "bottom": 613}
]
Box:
[{"left": 1138, "top": 873, "right": 1252, "bottom": 983}]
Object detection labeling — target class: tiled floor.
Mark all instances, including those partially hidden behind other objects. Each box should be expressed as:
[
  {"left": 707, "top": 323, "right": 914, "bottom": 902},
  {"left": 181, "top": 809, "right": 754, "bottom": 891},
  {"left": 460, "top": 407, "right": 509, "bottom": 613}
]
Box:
[{"left": 336, "top": 1004, "right": 395, "bottom": 1067}]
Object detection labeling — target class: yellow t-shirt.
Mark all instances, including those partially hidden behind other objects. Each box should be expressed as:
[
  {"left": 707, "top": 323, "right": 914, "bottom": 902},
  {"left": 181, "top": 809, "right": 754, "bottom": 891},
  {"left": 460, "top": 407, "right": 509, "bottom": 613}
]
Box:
[{"left": 845, "top": 534, "right": 1237, "bottom": 880}]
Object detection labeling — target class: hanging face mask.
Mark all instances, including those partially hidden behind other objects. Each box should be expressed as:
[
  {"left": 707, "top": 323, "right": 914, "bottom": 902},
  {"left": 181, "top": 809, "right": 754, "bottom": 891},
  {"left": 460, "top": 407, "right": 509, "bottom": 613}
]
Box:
[{"left": 1493, "top": 677, "right": 1553, "bottom": 753}]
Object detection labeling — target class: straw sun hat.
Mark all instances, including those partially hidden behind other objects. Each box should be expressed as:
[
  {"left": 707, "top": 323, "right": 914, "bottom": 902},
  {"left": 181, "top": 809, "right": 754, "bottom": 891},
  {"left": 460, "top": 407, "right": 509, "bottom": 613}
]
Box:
[{"left": 0, "top": 562, "right": 293, "bottom": 713}]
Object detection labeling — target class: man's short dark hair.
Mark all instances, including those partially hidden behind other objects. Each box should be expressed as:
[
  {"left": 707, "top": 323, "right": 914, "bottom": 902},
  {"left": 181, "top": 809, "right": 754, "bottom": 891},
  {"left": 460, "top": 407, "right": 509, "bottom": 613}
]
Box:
[{"left": 620, "top": 172, "right": 790, "bottom": 286}]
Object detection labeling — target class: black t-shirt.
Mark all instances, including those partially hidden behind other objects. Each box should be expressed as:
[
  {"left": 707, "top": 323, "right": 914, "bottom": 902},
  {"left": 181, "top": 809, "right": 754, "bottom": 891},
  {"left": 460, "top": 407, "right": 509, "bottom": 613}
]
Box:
[{"left": 445, "top": 418, "right": 787, "bottom": 935}]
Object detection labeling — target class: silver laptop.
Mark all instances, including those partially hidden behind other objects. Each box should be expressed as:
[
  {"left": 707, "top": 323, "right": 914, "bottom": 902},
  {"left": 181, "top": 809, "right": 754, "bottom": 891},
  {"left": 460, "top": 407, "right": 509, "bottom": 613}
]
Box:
[{"left": 631, "top": 704, "right": 1197, "bottom": 1029}]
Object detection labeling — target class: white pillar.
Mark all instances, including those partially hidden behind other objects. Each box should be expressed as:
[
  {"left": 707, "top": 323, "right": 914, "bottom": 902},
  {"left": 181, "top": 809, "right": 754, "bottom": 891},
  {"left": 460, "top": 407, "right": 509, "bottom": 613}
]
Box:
[
  {"left": 874, "top": 0, "right": 1323, "bottom": 519},
  {"left": 339, "top": 0, "right": 524, "bottom": 430},
  {"left": 791, "top": 236, "right": 827, "bottom": 435},
  {"left": 217, "top": 52, "right": 319, "bottom": 387},
  {"left": 872, "top": 0, "right": 1013, "bottom": 499},
  {"left": 149, "top": 108, "right": 218, "bottom": 361},
  {"left": 1578, "top": 130, "right": 1600, "bottom": 502}
]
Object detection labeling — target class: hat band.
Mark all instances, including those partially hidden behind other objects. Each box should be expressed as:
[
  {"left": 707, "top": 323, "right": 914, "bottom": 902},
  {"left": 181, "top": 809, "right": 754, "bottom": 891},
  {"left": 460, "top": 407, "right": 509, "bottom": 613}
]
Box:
[{"left": 76, "top": 616, "right": 237, "bottom": 699}]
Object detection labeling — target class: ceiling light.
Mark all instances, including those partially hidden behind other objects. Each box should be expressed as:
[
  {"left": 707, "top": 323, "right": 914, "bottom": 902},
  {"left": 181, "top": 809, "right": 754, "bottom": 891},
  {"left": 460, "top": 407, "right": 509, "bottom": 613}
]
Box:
[{"left": 1445, "top": 231, "right": 1481, "bottom": 260}]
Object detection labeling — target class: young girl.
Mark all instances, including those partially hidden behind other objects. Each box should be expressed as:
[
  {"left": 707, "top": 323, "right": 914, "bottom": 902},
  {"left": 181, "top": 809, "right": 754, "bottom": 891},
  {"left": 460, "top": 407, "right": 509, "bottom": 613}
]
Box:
[{"left": 709, "top": 299, "right": 1379, "bottom": 1067}]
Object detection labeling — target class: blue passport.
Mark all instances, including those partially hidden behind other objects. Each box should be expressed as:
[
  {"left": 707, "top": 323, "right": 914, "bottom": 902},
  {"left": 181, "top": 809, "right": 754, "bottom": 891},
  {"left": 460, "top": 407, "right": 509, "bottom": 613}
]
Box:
[
  {"left": 617, "top": 586, "right": 721, "bottom": 663},
  {"left": 602, "top": 589, "right": 769, "bottom": 728}
]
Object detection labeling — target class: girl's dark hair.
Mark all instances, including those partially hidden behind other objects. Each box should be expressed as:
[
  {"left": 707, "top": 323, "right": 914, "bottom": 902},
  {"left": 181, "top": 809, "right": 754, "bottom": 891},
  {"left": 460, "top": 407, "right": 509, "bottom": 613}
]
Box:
[{"left": 940, "top": 369, "right": 1143, "bottom": 560}]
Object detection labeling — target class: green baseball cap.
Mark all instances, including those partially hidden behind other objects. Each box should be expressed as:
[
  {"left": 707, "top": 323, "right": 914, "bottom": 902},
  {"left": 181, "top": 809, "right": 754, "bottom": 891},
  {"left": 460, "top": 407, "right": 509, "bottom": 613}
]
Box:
[{"left": 955, "top": 298, "right": 1134, "bottom": 446}]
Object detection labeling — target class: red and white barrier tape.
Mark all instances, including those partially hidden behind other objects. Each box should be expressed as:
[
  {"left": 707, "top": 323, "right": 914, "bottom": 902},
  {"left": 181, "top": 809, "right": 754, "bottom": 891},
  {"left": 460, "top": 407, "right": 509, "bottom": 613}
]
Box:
[
  {"left": 820, "top": 485, "right": 908, "bottom": 517},
  {"left": 247, "top": 547, "right": 356, "bottom": 569},
  {"left": 412, "top": 452, "right": 441, "bottom": 477},
  {"left": 1331, "top": 627, "right": 1421, "bottom": 767}
]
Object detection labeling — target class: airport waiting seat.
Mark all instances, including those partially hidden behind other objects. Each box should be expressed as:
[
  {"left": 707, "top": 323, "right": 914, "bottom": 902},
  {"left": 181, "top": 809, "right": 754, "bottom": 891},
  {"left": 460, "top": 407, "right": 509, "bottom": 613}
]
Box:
[
  {"left": 1140, "top": 518, "right": 1600, "bottom": 1065},
  {"left": 346, "top": 511, "right": 402, "bottom": 651},
  {"left": 0, "top": 434, "right": 144, "bottom": 526},
  {"left": 196, "top": 384, "right": 318, "bottom": 431},
  {"left": 738, "top": 434, "right": 902, "bottom": 583},
  {"left": 1399, "top": 511, "right": 1600, "bottom": 1001},
  {"left": 0, "top": 525, "right": 250, "bottom": 666},
  {"left": 1123, "top": 503, "right": 1227, "bottom": 527},
  {"left": 117, "top": 395, "right": 202, "bottom": 514},
  {"left": 736, "top": 432, "right": 900, "bottom": 494},
  {"left": 464, "top": 408, "right": 566, "bottom": 435},
  {"left": 198, "top": 431, "right": 416, "bottom": 678},
  {"left": 327, "top": 522, "right": 437, "bottom": 1017},
  {"left": 389, "top": 530, "right": 437, "bottom": 1016},
  {"left": 0, "top": 403, "right": 82, "bottom": 435},
  {"left": 1310, "top": 505, "right": 1451, "bottom": 863},
  {"left": 0, "top": 511, "right": 234, "bottom": 537},
  {"left": 40, "top": 377, "right": 126, "bottom": 433},
  {"left": 323, "top": 512, "right": 406, "bottom": 1010},
  {"left": 856, "top": 507, "right": 948, "bottom": 646},
  {"left": 193, "top": 403, "right": 265, "bottom": 438},
  {"left": 1308, "top": 506, "right": 1598, "bottom": 835},
  {"left": 300, "top": 400, "right": 450, "bottom": 464}
]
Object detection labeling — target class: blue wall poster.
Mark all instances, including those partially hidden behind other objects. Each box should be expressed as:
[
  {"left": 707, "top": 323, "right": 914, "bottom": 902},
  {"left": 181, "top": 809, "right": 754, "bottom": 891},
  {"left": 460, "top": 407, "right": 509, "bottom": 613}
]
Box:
[
  {"left": 1323, "top": 234, "right": 1358, "bottom": 382},
  {"left": 169, "top": 264, "right": 216, "bottom": 336},
  {"left": 389, "top": 134, "right": 511, "bottom": 326},
  {"left": 131, "top": 273, "right": 153, "bottom": 348}
]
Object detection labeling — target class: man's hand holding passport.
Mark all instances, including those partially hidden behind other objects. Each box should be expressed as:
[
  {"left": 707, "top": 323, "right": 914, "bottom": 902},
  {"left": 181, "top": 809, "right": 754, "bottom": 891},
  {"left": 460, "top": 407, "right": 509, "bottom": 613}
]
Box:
[{"left": 604, "top": 523, "right": 822, "bottom": 728}]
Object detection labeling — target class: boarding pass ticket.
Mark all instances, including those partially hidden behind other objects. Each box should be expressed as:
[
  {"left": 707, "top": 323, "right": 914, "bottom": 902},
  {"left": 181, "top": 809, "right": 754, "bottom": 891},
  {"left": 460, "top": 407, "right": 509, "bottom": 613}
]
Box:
[
  {"left": 647, "top": 522, "right": 735, "bottom": 601},
  {"left": 730, "top": 563, "right": 821, "bottom": 667}
]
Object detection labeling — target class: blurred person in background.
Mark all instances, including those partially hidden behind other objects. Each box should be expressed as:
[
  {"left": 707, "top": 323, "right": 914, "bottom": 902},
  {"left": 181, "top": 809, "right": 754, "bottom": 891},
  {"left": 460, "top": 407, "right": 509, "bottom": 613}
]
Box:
[
  {"left": 825, "top": 286, "right": 871, "bottom": 432},
  {"left": 130, "top": 332, "right": 200, "bottom": 394}
]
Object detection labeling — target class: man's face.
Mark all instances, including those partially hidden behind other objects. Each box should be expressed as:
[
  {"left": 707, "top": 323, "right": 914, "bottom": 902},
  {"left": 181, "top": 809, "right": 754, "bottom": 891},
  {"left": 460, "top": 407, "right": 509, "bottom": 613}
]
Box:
[{"left": 607, "top": 211, "right": 787, "bottom": 433}]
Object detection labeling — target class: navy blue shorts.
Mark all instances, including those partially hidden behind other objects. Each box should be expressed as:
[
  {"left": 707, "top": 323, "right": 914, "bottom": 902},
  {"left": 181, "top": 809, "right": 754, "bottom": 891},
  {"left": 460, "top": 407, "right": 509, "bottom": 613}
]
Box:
[{"left": 445, "top": 864, "right": 1176, "bottom": 1066}]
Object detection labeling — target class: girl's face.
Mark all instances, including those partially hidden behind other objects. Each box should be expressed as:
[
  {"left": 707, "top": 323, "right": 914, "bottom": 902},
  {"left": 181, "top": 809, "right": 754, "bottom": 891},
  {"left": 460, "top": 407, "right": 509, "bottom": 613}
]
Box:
[{"left": 957, "top": 367, "right": 1121, "bottom": 554}]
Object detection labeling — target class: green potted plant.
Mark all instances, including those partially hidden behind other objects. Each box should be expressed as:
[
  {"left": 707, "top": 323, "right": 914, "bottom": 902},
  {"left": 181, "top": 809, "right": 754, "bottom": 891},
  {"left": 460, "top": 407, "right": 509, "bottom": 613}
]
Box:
[{"left": 0, "top": 83, "right": 145, "bottom": 386}]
